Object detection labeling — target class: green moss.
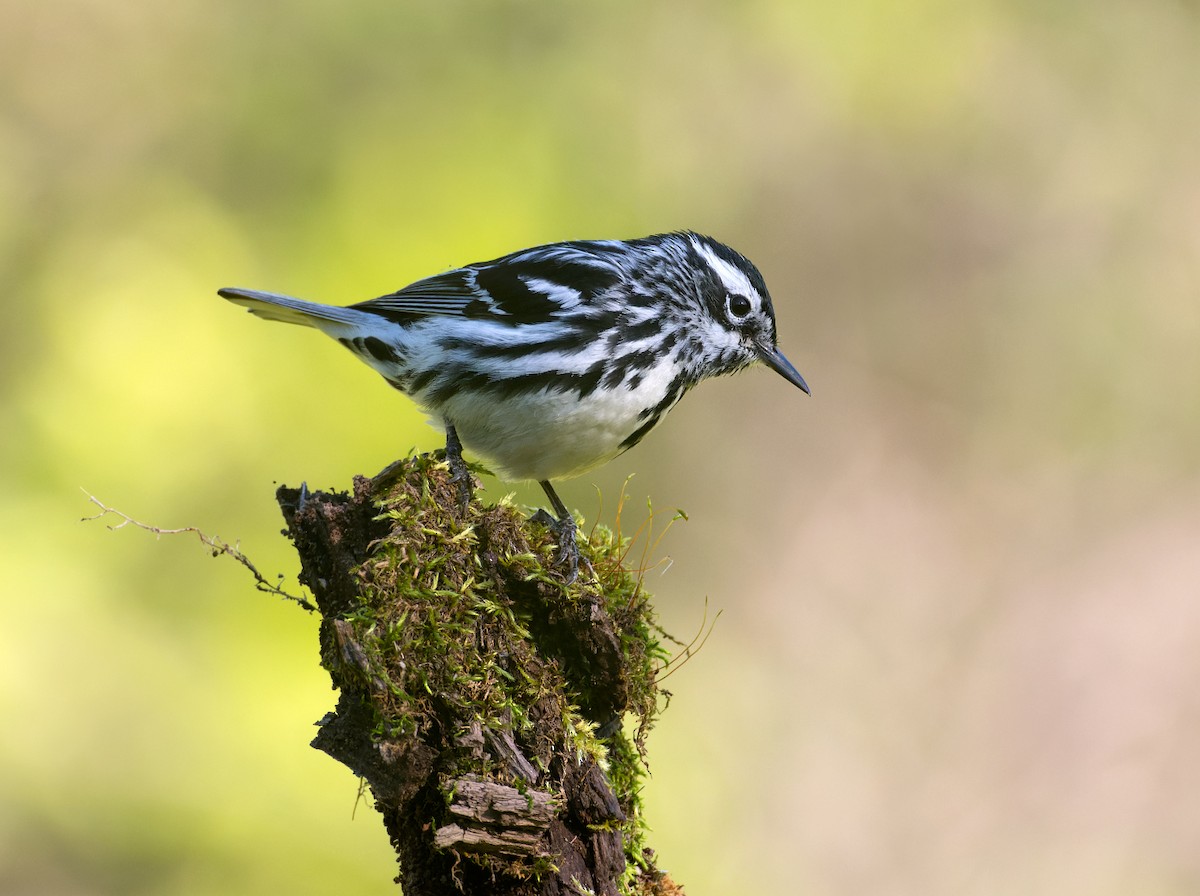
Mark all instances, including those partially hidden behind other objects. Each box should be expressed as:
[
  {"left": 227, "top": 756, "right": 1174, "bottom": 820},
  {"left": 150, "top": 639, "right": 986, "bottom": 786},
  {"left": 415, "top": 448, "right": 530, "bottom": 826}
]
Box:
[{"left": 319, "top": 453, "right": 676, "bottom": 887}]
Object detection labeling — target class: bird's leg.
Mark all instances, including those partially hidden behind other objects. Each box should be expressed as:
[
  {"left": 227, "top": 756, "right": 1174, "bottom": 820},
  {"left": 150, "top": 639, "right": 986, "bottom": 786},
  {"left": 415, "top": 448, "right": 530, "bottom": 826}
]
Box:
[
  {"left": 533, "top": 480, "right": 584, "bottom": 583},
  {"left": 444, "top": 422, "right": 474, "bottom": 515}
]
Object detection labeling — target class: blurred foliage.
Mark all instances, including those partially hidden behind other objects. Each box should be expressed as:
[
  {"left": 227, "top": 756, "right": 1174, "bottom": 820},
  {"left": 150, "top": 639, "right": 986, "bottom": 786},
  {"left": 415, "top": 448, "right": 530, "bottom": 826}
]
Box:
[{"left": 2, "top": 0, "right": 1199, "bottom": 893}]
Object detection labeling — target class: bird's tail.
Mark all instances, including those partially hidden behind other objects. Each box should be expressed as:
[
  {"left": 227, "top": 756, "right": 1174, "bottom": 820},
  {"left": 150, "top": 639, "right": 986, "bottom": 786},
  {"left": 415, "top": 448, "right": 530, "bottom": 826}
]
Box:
[{"left": 218, "top": 287, "right": 363, "bottom": 329}]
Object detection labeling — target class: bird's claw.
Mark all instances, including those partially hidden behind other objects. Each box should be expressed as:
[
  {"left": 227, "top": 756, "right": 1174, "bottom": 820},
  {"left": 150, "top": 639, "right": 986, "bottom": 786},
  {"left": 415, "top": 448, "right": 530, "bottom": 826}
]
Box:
[
  {"left": 445, "top": 451, "right": 475, "bottom": 516},
  {"left": 532, "top": 509, "right": 585, "bottom": 584}
]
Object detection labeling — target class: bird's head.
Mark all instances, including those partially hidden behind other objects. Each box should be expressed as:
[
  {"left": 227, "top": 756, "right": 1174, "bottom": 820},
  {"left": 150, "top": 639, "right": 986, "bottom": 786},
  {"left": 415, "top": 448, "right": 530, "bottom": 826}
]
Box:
[{"left": 676, "top": 232, "right": 810, "bottom": 394}]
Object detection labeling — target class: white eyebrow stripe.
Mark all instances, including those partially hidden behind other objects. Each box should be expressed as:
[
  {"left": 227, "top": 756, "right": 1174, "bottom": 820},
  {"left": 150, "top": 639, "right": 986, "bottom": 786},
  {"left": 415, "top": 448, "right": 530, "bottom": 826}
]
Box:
[{"left": 691, "top": 238, "right": 756, "bottom": 302}]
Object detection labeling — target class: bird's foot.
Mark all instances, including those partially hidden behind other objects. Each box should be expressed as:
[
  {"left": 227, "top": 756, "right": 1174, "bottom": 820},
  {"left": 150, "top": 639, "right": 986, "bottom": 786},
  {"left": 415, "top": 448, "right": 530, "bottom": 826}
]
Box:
[
  {"left": 531, "top": 508, "right": 587, "bottom": 584},
  {"left": 369, "top": 450, "right": 473, "bottom": 516}
]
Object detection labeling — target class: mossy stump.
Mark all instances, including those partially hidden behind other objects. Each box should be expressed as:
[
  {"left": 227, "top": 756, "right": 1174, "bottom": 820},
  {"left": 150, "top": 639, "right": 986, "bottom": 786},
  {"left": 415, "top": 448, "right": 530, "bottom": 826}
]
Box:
[{"left": 276, "top": 453, "right": 684, "bottom": 895}]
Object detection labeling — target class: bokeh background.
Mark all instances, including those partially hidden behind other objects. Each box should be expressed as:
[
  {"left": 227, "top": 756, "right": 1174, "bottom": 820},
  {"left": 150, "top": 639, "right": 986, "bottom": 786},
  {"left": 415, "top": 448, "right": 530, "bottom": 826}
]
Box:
[{"left": 3, "top": 1, "right": 1199, "bottom": 893}]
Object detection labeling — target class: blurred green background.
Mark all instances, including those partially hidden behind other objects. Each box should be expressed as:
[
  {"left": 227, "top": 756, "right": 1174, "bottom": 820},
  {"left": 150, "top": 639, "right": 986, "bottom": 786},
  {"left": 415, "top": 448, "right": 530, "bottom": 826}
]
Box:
[{"left": 3, "top": 0, "right": 1199, "bottom": 893}]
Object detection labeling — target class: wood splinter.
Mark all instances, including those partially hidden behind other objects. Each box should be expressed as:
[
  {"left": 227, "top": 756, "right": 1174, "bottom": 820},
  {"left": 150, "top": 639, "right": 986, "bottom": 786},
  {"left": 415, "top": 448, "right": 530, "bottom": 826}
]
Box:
[{"left": 434, "top": 778, "right": 556, "bottom": 857}]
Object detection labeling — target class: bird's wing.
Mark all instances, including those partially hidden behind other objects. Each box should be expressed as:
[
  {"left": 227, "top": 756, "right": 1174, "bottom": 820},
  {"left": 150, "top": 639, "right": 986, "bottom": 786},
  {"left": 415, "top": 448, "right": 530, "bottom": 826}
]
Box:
[
  {"left": 350, "top": 268, "right": 481, "bottom": 321},
  {"left": 351, "top": 241, "right": 628, "bottom": 325}
]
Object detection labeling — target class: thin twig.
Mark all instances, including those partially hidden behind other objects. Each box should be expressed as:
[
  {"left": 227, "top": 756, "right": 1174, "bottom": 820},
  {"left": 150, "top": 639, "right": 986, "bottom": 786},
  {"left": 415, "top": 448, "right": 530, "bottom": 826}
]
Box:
[
  {"left": 80, "top": 489, "right": 315, "bottom": 611},
  {"left": 655, "top": 597, "right": 722, "bottom": 683}
]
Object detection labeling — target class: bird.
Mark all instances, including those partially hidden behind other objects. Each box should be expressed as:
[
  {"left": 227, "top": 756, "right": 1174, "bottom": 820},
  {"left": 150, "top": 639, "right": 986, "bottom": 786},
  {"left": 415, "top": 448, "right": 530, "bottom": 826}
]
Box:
[{"left": 219, "top": 231, "right": 809, "bottom": 581}]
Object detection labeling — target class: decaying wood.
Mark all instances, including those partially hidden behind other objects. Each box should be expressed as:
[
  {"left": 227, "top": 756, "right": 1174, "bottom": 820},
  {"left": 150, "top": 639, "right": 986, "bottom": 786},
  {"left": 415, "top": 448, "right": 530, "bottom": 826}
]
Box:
[
  {"left": 275, "top": 461, "right": 682, "bottom": 896},
  {"left": 433, "top": 778, "right": 556, "bottom": 856},
  {"left": 483, "top": 726, "right": 542, "bottom": 783}
]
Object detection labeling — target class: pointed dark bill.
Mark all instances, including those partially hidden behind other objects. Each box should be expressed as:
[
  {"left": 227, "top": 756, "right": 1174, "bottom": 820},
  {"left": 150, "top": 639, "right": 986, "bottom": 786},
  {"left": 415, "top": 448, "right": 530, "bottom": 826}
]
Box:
[{"left": 757, "top": 341, "right": 810, "bottom": 394}]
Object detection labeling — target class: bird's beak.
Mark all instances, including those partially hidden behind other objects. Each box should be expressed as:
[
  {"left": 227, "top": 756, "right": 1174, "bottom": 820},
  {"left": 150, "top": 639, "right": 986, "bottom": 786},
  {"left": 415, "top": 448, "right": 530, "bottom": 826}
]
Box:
[{"left": 757, "top": 340, "right": 810, "bottom": 395}]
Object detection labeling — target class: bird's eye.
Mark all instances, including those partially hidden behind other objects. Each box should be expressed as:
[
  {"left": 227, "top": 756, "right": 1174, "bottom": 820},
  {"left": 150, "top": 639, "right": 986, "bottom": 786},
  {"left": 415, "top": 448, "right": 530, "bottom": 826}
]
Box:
[{"left": 726, "top": 294, "right": 752, "bottom": 320}]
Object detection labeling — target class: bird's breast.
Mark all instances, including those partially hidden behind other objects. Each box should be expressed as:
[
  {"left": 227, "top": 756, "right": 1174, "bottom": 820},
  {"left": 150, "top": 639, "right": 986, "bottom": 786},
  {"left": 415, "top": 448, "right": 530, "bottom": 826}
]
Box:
[{"left": 431, "top": 360, "right": 683, "bottom": 482}]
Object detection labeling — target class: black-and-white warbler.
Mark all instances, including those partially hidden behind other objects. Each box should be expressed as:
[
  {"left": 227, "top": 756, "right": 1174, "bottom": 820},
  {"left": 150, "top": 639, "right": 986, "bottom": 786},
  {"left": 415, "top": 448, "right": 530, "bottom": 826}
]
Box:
[{"left": 219, "top": 231, "right": 809, "bottom": 580}]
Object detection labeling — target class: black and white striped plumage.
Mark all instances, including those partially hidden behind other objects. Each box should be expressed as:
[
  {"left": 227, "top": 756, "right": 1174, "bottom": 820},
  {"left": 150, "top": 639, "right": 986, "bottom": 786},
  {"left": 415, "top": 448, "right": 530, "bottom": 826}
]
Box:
[{"left": 219, "top": 231, "right": 808, "bottom": 578}]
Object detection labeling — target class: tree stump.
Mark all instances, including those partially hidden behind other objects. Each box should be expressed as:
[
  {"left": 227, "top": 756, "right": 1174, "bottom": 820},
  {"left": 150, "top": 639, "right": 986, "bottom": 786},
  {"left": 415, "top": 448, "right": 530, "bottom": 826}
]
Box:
[{"left": 276, "top": 453, "right": 685, "bottom": 895}]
